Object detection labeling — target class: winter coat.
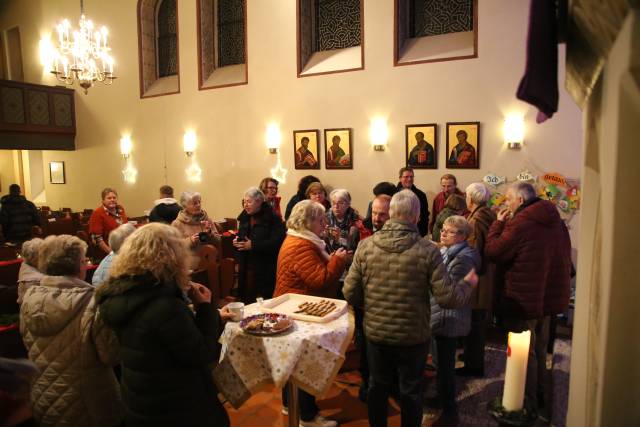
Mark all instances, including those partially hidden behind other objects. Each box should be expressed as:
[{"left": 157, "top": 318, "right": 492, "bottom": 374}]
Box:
[
  {"left": 171, "top": 209, "right": 220, "bottom": 247},
  {"left": 343, "top": 219, "right": 473, "bottom": 346},
  {"left": 95, "top": 274, "right": 229, "bottom": 427},
  {"left": 20, "top": 275, "right": 122, "bottom": 427},
  {"left": 149, "top": 198, "right": 181, "bottom": 224},
  {"left": 430, "top": 241, "right": 480, "bottom": 337},
  {"left": 235, "top": 202, "right": 286, "bottom": 301},
  {"left": 396, "top": 184, "right": 430, "bottom": 236},
  {"left": 284, "top": 194, "right": 303, "bottom": 220},
  {"left": 486, "top": 198, "right": 572, "bottom": 319},
  {"left": 0, "top": 194, "right": 40, "bottom": 242},
  {"left": 466, "top": 204, "right": 496, "bottom": 310},
  {"left": 16, "top": 262, "right": 44, "bottom": 305},
  {"left": 274, "top": 235, "right": 346, "bottom": 298}
]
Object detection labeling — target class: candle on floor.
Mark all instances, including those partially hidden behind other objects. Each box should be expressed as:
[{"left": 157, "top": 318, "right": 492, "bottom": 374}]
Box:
[{"left": 502, "top": 330, "right": 531, "bottom": 411}]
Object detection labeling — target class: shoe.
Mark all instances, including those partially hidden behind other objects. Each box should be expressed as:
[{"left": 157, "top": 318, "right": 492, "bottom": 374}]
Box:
[
  {"left": 299, "top": 414, "right": 338, "bottom": 427},
  {"left": 358, "top": 383, "right": 368, "bottom": 402},
  {"left": 455, "top": 366, "right": 484, "bottom": 377},
  {"left": 282, "top": 406, "right": 288, "bottom": 415}
]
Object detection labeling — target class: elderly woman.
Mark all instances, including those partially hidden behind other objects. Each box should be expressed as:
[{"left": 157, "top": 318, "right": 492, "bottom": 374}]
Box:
[
  {"left": 172, "top": 191, "right": 220, "bottom": 266},
  {"left": 325, "top": 189, "right": 366, "bottom": 253},
  {"left": 305, "top": 181, "right": 331, "bottom": 210},
  {"left": 432, "top": 193, "right": 467, "bottom": 243},
  {"left": 275, "top": 200, "right": 347, "bottom": 427},
  {"left": 16, "top": 238, "right": 44, "bottom": 305},
  {"left": 430, "top": 216, "right": 480, "bottom": 423},
  {"left": 89, "top": 187, "right": 128, "bottom": 255},
  {"left": 20, "top": 235, "right": 122, "bottom": 426},
  {"left": 259, "top": 177, "right": 282, "bottom": 219},
  {"left": 284, "top": 175, "right": 320, "bottom": 220},
  {"left": 96, "top": 223, "right": 231, "bottom": 426},
  {"left": 92, "top": 223, "right": 136, "bottom": 286},
  {"left": 458, "top": 182, "right": 497, "bottom": 377},
  {"left": 233, "top": 187, "right": 286, "bottom": 303}
]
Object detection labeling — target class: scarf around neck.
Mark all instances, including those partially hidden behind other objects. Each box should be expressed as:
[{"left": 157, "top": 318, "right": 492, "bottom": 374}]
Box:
[{"left": 287, "top": 229, "right": 330, "bottom": 261}]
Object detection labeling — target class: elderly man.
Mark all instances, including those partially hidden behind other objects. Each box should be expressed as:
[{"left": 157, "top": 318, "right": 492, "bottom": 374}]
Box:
[
  {"left": 486, "top": 182, "right": 572, "bottom": 410},
  {"left": 343, "top": 190, "right": 477, "bottom": 427},
  {"left": 430, "top": 174, "right": 465, "bottom": 234},
  {"left": 396, "top": 167, "right": 429, "bottom": 237}
]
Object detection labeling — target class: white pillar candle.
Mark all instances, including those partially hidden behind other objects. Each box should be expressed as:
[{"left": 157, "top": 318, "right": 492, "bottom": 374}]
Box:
[{"left": 502, "top": 330, "right": 531, "bottom": 411}]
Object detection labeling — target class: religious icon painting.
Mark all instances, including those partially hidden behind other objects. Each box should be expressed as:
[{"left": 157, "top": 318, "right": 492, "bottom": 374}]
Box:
[
  {"left": 405, "top": 124, "right": 437, "bottom": 169},
  {"left": 446, "top": 122, "right": 480, "bottom": 169},
  {"left": 324, "top": 128, "right": 353, "bottom": 169},
  {"left": 293, "top": 129, "right": 321, "bottom": 170}
]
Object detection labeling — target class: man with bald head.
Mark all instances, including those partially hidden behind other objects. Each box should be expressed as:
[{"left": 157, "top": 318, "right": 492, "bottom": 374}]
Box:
[{"left": 371, "top": 195, "right": 391, "bottom": 232}]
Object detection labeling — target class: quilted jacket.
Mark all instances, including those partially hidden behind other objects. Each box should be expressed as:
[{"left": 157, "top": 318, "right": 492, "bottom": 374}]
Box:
[
  {"left": 430, "top": 241, "right": 480, "bottom": 337},
  {"left": 274, "top": 235, "right": 346, "bottom": 298},
  {"left": 95, "top": 274, "right": 228, "bottom": 427},
  {"left": 486, "top": 198, "right": 572, "bottom": 319},
  {"left": 20, "top": 275, "right": 122, "bottom": 427},
  {"left": 16, "top": 262, "right": 44, "bottom": 305},
  {"left": 466, "top": 205, "right": 497, "bottom": 310},
  {"left": 343, "top": 219, "right": 473, "bottom": 346}
]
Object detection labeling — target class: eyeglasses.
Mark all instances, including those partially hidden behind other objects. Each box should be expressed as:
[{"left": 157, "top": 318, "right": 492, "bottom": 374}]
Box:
[
  {"left": 266, "top": 186, "right": 278, "bottom": 190},
  {"left": 401, "top": 175, "right": 414, "bottom": 179},
  {"left": 441, "top": 228, "right": 461, "bottom": 235}
]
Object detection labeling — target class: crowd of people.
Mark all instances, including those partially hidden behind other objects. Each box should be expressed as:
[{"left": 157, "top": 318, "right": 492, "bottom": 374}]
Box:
[{"left": 0, "top": 167, "right": 573, "bottom": 427}]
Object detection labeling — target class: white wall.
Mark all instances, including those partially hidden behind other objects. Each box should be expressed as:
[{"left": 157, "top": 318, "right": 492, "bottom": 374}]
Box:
[{"left": 0, "top": 0, "right": 583, "bottom": 242}]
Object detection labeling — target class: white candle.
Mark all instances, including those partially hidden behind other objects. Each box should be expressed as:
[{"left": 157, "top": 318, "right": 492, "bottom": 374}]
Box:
[{"left": 502, "top": 330, "right": 531, "bottom": 411}]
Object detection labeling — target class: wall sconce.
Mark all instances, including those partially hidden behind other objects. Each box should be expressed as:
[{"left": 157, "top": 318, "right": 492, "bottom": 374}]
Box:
[
  {"left": 120, "top": 135, "right": 132, "bottom": 158},
  {"left": 370, "top": 118, "right": 388, "bottom": 151},
  {"left": 504, "top": 114, "right": 525, "bottom": 149},
  {"left": 266, "top": 123, "right": 281, "bottom": 154},
  {"left": 183, "top": 130, "right": 197, "bottom": 157}
]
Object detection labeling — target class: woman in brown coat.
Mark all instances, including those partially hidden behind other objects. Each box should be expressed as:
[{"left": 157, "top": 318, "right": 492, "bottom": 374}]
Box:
[
  {"left": 458, "top": 182, "right": 496, "bottom": 377},
  {"left": 274, "top": 200, "right": 348, "bottom": 427},
  {"left": 171, "top": 191, "right": 220, "bottom": 268}
]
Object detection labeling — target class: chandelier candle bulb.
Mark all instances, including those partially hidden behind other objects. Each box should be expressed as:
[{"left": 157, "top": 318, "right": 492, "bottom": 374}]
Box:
[{"left": 502, "top": 330, "right": 531, "bottom": 411}]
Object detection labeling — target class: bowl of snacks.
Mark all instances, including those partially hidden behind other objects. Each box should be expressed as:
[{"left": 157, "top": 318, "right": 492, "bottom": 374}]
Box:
[{"left": 240, "top": 313, "right": 294, "bottom": 336}]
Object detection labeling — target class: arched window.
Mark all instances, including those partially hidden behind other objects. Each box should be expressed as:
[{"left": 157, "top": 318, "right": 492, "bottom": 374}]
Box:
[
  {"left": 157, "top": 0, "right": 178, "bottom": 77},
  {"left": 197, "top": 0, "right": 247, "bottom": 89},
  {"left": 137, "top": 0, "right": 180, "bottom": 98}
]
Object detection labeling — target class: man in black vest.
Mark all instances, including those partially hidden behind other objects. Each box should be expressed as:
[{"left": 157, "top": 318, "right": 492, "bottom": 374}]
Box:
[{"left": 396, "top": 167, "right": 429, "bottom": 236}]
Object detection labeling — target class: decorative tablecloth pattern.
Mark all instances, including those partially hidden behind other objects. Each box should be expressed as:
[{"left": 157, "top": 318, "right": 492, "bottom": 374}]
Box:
[{"left": 213, "top": 303, "right": 354, "bottom": 408}]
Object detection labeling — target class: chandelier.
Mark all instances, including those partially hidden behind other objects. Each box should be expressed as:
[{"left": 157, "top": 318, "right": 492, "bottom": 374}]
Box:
[{"left": 42, "top": 0, "right": 116, "bottom": 94}]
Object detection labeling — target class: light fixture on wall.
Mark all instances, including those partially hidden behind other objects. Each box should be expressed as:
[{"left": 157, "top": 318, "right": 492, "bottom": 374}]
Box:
[
  {"left": 120, "top": 135, "right": 132, "bottom": 159},
  {"left": 40, "top": 0, "right": 117, "bottom": 94},
  {"left": 183, "top": 130, "right": 197, "bottom": 157},
  {"left": 266, "top": 123, "right": 281, "bottom": 154},
  {"left": 370, "top": 117, "right": 389, "bottom": 151},
  {"left": 504, "top": 114, "right": 525, "bottom": 150}
]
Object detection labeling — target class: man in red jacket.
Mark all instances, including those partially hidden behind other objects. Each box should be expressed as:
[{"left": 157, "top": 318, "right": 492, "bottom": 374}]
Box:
[{"left": 486, "top": 182, "right": 572, "bottom": 411}]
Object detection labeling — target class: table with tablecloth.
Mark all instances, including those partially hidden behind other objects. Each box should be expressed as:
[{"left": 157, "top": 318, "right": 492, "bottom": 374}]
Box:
[{"left": 212, "top": 302, "right": 354, "bottom": 409}]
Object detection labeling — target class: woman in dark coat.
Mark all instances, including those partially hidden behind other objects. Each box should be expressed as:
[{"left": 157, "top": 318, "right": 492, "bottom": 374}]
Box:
[
  {"left": 95, "top": 223, "right": 232, "bottom": 427},
  {"left": 284, "top": 175, "right": 320, "bottom": 220},
  {"left": 234, "top": 187, "right": 286, "bottom": 303}
]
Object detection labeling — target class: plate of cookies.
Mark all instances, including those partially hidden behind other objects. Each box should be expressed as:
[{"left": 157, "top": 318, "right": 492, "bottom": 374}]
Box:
[
  {"left": 240, "top": 313, "right": 294, "bottom": 335},
  {"left": 261, "top": 294, "right": 348, "bottom": 323}
]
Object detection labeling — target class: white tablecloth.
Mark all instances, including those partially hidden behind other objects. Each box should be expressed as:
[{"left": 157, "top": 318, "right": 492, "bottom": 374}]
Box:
[{"left": 212, "top": 302, "right": 354, "bottom": 408}]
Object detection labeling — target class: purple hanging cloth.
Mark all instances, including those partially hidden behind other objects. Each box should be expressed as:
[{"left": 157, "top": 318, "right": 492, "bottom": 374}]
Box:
[{"left": 516, "top": 0, "right": 559, "bottom": 123}]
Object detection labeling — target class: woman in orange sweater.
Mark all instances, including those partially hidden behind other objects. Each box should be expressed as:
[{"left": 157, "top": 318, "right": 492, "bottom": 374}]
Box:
[{"left": 274, "top": 199, "right": 348, "bottom": 427}]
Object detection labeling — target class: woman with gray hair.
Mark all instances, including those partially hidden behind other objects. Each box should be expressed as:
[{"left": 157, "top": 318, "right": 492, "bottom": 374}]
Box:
[
  {"left": 16, "top": 238, "right": 44, "bottom": 305},
  {"left": 457, "top": 182, "right": 497, "bottom": 377},
  {"left": 274, "top": 199, "right": 348, "bottom": 427},
  {"left": 429, "top": 215, "right": 480, "bottom": 423},
  {"left": 325, "top": 188, "right": 366, "bottom": 253},
  {"left": 233, "top": 187, "right": 286, "bottom": 302},
  {"left": 92, "top": 222, "right": 136, "bottom": 286},
  {"left": 171, "top": 191, "right": 220, "bottom": 267},
  {"left": 20, "top": 235, "right": 122, "bottom": 426}
]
